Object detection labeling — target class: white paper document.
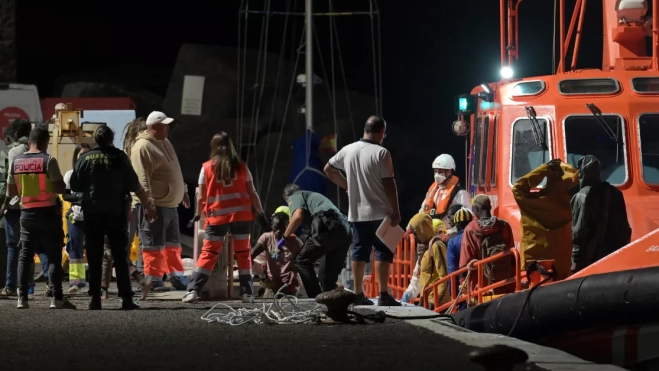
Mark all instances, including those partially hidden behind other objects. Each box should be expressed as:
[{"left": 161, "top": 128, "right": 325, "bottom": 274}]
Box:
[{"left": 375, "top": 216, "right": 405, "bottom": 253}]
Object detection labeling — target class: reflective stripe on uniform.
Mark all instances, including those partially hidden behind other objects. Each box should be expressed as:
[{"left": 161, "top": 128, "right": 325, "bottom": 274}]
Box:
[
  {"left": 12, "top": 154, "right": 57, "bottom": 210},
  {"left": 202, "top": 161, "right": 254, "bottom": 224}
]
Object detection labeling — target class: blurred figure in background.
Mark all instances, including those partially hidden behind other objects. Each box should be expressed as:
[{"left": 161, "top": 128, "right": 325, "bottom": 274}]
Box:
[{"left": 63, "top": 143, "right": 91, "bottom": 293}]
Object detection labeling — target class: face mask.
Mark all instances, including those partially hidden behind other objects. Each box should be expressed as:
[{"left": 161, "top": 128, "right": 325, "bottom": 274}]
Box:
[{"left": 434, "top": 174, "right": 446, "bottom": 185}]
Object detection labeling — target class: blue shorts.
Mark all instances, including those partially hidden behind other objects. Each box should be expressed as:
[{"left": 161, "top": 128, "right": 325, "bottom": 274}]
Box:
[{"left": 351, "top": 220, "right": 394, "bottom": 264}]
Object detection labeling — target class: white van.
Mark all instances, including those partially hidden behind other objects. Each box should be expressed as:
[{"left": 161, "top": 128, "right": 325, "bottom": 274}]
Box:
[{"left": 0, "top": 84, "right": 43, "bottom": 145}]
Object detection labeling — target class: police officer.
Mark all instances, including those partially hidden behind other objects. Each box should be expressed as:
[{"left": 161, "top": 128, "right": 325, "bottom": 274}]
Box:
[
  {"left": 7, "top": 127, "right": 74, "bottom": 309},
  {"left": 281, "top": 183, "right": 352, "bottom": 298},
  {"left": 70, "top": 125, "right": 157, "bottom": 310}
]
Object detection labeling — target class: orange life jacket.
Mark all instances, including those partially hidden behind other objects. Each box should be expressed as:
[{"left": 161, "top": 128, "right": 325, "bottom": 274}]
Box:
[
  {"left": 422, "top": 175, "right": 461, "bottom": 219},
  {"left": 202, "top": 160, "right": 254, "bottom": 225}
]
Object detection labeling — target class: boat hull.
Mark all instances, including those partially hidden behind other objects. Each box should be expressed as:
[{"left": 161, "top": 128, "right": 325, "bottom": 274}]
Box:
[{"left": 451, "top": 267, "right": 659, "bottom": 367}]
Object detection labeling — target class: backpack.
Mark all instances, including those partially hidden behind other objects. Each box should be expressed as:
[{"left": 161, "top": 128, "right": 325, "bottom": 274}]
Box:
[{"left": 479, "top": 231, "right": 514, "bottom": 286}]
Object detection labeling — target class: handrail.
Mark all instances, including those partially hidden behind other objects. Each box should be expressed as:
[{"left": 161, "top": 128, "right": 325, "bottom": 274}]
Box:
[{"left": 422, "top": 248, "right": 522, "bottom": 314}]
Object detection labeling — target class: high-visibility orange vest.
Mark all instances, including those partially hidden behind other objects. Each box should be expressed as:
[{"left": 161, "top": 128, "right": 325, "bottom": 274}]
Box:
[
  {"left": 11, "top": 152, "right": 58, "bottom": 209},
  {"left": 422, "top": 175, "right": 461, "bottom": 219},
  {"left": 202, "top": 160, "right": 254, "bottom": 225}
]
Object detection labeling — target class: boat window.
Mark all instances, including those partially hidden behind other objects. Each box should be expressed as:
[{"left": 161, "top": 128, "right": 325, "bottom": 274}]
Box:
[
  {"left": 511, "top": 118, "right": 550, "bottom": 185},
  {"left": 471, "top": 117, "right": 483, "bottom": 187},
  {"left": 631, "top": 78, "right": 659, "bottom": 94},
  {"left": 512, "top": 81, "right": 545, "bottom": 96},
  {"left": 558, "top": 78, "right": 620, "bottom": 95},
  {"left": 480, "top": 116, "right": 490, "bottom": 186},
  {"left": 564, "top": 115, "right": 626, "bottom": 185},
  {"left": 490, "top": 116, "right": 498, "bottom": 186},
  {"left": 638, "top": 114, "right": 659, "bottom": 184}
]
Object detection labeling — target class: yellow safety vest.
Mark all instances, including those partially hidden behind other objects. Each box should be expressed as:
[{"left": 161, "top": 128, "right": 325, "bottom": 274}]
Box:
[{"left": 11, "top": 152, "right": 57, "bottom": 209}]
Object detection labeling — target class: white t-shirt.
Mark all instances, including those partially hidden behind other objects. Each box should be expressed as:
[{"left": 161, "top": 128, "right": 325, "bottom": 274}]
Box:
[
  {"left": 64, "top": 170, "right": 73, "bottom": 189},
  {"left": 328, "top": 139, "right": 394, "bottom": 222},
  {"left": 198, "top": 165, "right": 253, "bottom": 184}
]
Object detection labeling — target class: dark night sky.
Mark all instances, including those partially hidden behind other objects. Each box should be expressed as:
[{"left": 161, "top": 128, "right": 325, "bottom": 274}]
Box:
[{"left": 14, "top": 0, "right": 607, "bottom": 219}]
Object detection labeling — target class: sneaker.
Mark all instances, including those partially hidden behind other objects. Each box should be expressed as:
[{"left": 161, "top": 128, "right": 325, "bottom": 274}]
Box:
[
  {"left": 377, "top": 292, "right": 402, "bottom": 307},
  {"left": 17, "top": 296, "right": 28, "bottom": 309},
  {"left": 0, "top": 287, "right": 17, "bottom": 297},
  {"left": 241, "top": 293, "right": 255, "bottom": 304},
  {"left": 50, "top": 297, "right": 77, "bottom": 310},
  {"left": 182, "top": 290, "right": 198, "bottom": 303},
  {"left": 88, "top": 296, "right": 102, "bottom": 310},
  {"left": 262, "top": 288, "right": 275, "bottom": 299},
  {"left": 121, "top": 298, "right": 140, "bottom": 310},
  {"left": 28, "top": 285, "right": 35, "bottom": 295},
  {"left": 68, "top": 286, "right": 79, "bottom": 294},
  {"left": 42, "top": 284, "right": 52, "bottom": 297},
  {"left": 353, "top": 292, "right": 374, "bottom": 306}
]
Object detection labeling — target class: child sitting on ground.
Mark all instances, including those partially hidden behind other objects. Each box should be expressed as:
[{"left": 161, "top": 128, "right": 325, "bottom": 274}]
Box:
[{"left": 251, "top": 212, "right": 303, "bottom": 297}]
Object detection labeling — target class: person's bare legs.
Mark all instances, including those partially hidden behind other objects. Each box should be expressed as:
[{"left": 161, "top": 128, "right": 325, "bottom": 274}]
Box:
[
  {"left": 376, "top": 261, "right": 389, "bottom": 293},
  {"left": 352, "top": 261, "right": 366, "bottom": 294}
]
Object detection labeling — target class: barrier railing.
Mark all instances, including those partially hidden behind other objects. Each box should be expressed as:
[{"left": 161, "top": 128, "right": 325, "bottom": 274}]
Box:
[
  {"left": 193, "top": 187, "right": 235, "bottom": 299},
  {"left": 363, "top": 234, "right": 416, "bottom": 299},
  {"left": 422, "top": 248, "right": 522, "bottom": 313}
]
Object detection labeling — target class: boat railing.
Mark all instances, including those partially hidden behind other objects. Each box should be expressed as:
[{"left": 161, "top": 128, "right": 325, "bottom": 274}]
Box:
[
  {"left": 421, "top": 248, "right": 522, "bottom": 314},
  {"left": 363, "top": 233, "right": 417, "bottom": 300}
]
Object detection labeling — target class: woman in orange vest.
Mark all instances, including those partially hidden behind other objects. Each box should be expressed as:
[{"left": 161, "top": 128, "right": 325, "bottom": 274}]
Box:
[{"left": 182, "top": 132, "right": 268, "bottom": 304}]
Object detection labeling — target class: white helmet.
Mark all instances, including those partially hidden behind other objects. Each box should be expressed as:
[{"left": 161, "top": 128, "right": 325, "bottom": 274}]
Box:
[{"left": 432, "top": 154, "right": 456, "bottom": 170}]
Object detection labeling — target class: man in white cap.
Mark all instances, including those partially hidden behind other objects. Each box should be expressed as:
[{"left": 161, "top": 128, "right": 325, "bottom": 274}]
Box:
[
  {"left": 130, "top": 111, "right": 190, "bottom": 298},
  {"left": 418, "top": 154, "right": 471, "bottom": 227}
]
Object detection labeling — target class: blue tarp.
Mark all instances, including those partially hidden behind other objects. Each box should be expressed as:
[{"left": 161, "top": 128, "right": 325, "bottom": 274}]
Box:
[{"left": 288, "top": 129, "right": 327, "bottom": 196}]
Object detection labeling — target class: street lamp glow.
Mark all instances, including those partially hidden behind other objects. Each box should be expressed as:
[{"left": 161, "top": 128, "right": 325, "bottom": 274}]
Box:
[{"left": 500, "top": 66, "right": 514, "bottom": 79}]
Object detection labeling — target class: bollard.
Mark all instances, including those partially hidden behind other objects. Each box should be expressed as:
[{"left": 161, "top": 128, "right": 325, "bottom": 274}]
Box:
[{"left": 469, "top": 345, "right": 529, "bottom": 371}]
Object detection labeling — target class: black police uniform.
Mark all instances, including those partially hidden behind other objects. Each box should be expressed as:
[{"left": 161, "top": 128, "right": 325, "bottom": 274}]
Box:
[{"left": 70, "top": 145, "right": 142, "bottom": 309}]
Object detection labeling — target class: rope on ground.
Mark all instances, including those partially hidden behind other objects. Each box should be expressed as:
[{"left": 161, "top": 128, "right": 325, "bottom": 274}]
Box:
[{"left": 200, "top": 284, "right": 324, "bottom": 325}]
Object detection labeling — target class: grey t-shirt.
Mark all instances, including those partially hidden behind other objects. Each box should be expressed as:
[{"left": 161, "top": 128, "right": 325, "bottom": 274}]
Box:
[
  {"left": 5, "top": 142, "right": 29, "bottom": 209},
  {"left": 328, "top": 139, "right": 394, "bottom": 222},
  {"left": 288, "top": 190, "right": 340, "bottom": 218}
]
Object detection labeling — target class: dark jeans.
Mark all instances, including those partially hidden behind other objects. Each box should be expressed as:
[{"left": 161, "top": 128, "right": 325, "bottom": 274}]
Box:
[
  {"left": 294, "top": 214, "right": 352, "bottom": 298},
  {"left": 18, "top": 215, "right": 63, "bottom": 300},
  {"left": 85, "top": 212, "right": 133, "bottom": 299},
  {"left": 0, "top": 225, "right": 6, "bottom": 289},
  {"left": 6, "top": 209, "right": 49, "bottom": 289}
]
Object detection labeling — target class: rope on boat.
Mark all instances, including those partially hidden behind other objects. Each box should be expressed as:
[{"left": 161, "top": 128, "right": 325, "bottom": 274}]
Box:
[
  {"left": 200, "top": 284, "right": 324, "bottom": 325},
  {"left": 445, "top": 259, "right": 478, "bottom": 314}
]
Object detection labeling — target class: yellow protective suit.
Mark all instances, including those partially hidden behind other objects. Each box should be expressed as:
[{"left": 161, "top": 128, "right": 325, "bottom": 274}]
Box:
[
  {"left": 512, "top": 161, "right": 578, "bottom": 280},
  {"left": 409, "top": 213, "right": 451, "bottom": 307}
]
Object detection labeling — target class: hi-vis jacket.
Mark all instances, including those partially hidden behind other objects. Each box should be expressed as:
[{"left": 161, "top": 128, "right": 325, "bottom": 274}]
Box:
[
  {"left": 419, "top": 176, "right": 471, "bottom": 226},
  {"left": 512, "top": 161, "right": 578, "bottom": 280},
  {"left": 11, "top": 152, "right": 58, "bottom": 209},
  {"left": 201, "top": 160, "right": 254, "bottom": 225}
]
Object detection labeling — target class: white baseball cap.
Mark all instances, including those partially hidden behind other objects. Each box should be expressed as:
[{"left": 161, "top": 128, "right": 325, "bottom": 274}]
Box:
[{"left": 146, "top": 111, "right": 174, "bottom": 126}]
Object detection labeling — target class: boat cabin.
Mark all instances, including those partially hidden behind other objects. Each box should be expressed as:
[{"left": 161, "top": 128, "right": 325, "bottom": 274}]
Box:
[{"left": 458, "top": 70, "right": 659, "bottom": 245}]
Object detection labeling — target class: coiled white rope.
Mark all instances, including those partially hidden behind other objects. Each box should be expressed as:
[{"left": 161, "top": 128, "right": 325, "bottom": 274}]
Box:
[{"left": 200, "top": 284, "right": 324, "bottom": 325}]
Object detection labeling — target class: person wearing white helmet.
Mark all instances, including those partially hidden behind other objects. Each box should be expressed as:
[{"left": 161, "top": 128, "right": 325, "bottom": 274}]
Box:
[{"left": 419, "top": 154, "right": 471, "bottom": 227}]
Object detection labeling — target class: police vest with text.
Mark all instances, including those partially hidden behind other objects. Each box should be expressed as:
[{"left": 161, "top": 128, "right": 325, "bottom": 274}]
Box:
[{"left": 11, "top": 152, "right": 58, "bottom": 209}]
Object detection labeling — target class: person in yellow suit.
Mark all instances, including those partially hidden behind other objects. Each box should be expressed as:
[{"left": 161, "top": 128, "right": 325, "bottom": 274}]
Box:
[
  {"left": 404, "top": 213, "right": 450, "bottom": 309},
  {"left": 512, "top": 159, "right": 578, "bottom": 280}
]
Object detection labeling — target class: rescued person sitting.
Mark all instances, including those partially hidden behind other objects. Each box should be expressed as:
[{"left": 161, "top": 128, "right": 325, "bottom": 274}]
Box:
[
  {"left": 401, "top": 213, "right": 450, "bottom": 309},
  {"left": 251, "top": 212, "right": 303, "bottom": 297}
]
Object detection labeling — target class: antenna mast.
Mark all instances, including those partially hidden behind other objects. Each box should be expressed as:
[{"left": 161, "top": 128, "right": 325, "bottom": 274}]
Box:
[{"left": 305, "top": 0, "right": 313, "bottom": 131}]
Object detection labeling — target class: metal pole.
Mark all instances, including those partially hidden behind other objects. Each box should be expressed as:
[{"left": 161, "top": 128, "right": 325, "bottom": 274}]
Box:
[
  {"left": 654, "top": 0, "right": 659, "bottom": 70},
  {"left": 305, "top": 0, "right": 313, "bottom": 131}
]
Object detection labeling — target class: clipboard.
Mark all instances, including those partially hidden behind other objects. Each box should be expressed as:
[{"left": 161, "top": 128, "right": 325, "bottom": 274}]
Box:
[{"left": 375, "top": 216, "right": 405, "bottom": 253}]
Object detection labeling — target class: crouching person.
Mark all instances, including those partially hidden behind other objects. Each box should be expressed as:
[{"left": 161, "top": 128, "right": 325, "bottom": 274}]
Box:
[
  {"left": 251, "top": 212, "right": 303, "bottom": 297},
  {"left": 401, "top": 213, "right": 450, "bottom": 309}
]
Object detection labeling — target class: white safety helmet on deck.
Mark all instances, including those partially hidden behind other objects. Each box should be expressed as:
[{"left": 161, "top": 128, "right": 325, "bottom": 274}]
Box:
[{"left": 432, "top": 154, "right": 456, "bottom": 170}]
